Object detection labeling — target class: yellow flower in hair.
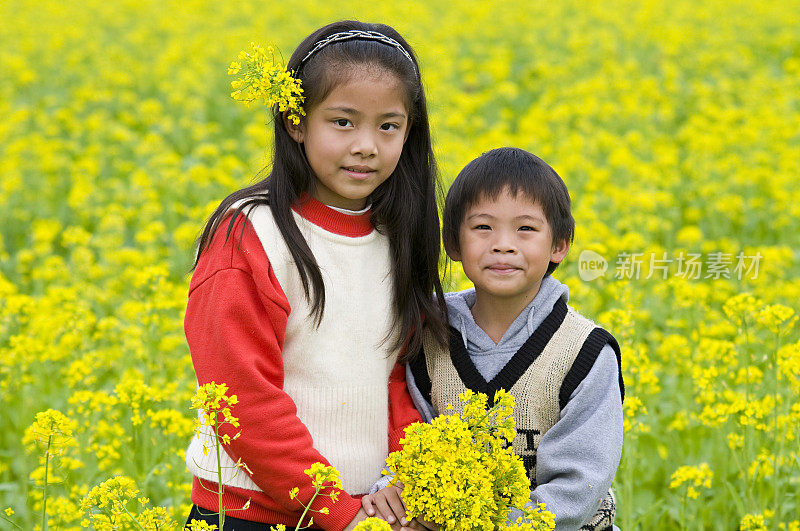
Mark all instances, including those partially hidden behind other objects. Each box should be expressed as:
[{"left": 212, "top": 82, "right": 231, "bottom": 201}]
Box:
[{"left": 229, "top": 42, "right": 305, "bottom": 124}]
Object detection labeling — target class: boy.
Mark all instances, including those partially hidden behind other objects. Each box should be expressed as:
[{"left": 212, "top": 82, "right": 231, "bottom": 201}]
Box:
[{"left": 365, "top": 147, "right": 624, "bottom": 530}]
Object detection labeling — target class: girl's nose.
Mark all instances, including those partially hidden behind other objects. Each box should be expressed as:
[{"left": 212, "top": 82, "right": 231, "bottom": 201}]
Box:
[{"left": 351, "top": 130, "right": 378, "bottom": 157}]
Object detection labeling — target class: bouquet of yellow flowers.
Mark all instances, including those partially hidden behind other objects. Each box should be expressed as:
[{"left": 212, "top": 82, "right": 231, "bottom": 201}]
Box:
[{"left": 386, "top": 389, "right": 555, "bottom": 531}]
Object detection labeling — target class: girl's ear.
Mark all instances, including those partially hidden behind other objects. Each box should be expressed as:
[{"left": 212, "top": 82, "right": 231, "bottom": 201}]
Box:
[
  {"left": 550, "top": 238, "right": 570, "bottom": 263},
  {"left": 283, "top": 112, "right": 305, "bottom": 143},
  {"left": 403, "top": 118, "right": 413, "bottom": 144}
]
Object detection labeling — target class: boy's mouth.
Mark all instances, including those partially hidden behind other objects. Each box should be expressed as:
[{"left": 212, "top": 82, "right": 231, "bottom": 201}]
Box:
[{"left": 487, "top": 264, "right": 521, "bottom": 274}]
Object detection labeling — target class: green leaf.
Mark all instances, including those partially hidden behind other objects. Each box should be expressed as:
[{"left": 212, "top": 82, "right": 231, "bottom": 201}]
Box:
[{"left": 724, "top": 480, "right": 746, "bottom": 516}]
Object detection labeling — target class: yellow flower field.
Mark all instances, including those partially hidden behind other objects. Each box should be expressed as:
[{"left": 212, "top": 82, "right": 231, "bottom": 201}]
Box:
[{"left": 1, "top": 0, "right": 799, "bottom": 528}]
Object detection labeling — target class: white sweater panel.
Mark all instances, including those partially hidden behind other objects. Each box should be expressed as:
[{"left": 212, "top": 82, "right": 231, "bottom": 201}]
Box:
[{"left": 186, "top": 204, "right": 396, "bottom": 495}]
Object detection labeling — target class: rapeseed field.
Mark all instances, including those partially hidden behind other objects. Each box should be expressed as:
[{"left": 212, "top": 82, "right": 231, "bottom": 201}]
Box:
[{"left": 1, "top": 0, "right": 799, "bottom": 528}]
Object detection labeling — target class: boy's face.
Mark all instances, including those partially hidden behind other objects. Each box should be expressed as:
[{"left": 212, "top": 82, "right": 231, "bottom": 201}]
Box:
[{"left": 449, "top": 188, "right": 569, "bottom": 305}]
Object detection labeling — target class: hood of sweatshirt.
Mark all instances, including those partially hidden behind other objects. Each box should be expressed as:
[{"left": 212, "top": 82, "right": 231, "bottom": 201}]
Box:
[{"left": 444, "top": 275, "right": 570, "bottom": 381}]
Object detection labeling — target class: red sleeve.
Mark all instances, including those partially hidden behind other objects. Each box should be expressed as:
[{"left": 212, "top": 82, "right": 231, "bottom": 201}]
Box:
[
  {"left": 186, "top": 214, "right": 360, "bottom": 530},
  {"left": 387, "top": 362, "right": 422, "bottom": 453}
]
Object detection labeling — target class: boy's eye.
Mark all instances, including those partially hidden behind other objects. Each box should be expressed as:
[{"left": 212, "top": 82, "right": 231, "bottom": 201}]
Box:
[
  {"left": 519, "top": 226, "right": 536, "bottom": 231},
  {"left": 474, "top": 224, "right": 491, "bottom": 230},
  {"left": 333, "top": 119, "right": 352, "bottom": 127}
]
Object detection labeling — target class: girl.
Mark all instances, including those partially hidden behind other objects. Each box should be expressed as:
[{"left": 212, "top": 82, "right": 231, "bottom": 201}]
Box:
[{"left": 183, "top": 20, "right": 448, "bottom": 531}]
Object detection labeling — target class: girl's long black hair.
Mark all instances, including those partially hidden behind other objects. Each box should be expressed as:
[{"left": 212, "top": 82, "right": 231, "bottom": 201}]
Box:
[{"left": 193, "top": 20, "right": 448, "bottom": 361}]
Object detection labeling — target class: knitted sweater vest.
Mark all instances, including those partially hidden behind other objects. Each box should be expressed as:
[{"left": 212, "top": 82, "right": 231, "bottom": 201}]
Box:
[
  {"left": 421, "top": 298, "right": 621, "bottom": 487},
  {"left": 186, "top": 203, "right": 397, "bottom": 495}
]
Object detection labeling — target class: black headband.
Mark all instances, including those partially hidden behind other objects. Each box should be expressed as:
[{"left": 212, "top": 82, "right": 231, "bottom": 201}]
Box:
[{"left": 299, "top": 30, "right": 417, "bottom": 74}]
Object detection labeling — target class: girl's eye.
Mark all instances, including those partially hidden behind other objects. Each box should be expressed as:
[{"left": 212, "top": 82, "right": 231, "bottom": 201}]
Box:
[
  {"left": 519, "top": 226, "right": 536, "bottom": 231},
  {"left": 474, "top": 224, "right": 491, "bottom": 230},
  {"left": 334, "top": 119, "right": 352, "bottom": 127},
  {"left": 380, "top": 122, "right": 399, "bottom": 131}
]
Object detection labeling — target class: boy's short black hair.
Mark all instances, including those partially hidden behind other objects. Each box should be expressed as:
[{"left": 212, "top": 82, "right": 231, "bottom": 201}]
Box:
[{"left": 443, "top": 147, "right": 575, "bottom": 276}]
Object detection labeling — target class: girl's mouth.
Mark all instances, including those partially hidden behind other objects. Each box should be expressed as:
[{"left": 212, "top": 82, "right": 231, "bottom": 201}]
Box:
[{"left": 343, "top": 166, "right": 376, "bottom": 179}]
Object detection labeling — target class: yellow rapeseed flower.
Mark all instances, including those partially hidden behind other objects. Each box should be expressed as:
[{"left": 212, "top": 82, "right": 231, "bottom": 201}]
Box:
[
  {"left": 669, "top": 463, "right": 713, "bottom": 499},
  {"left": 304, "top": 461, "right": 343, "bottom": 490},
  {"left": 353, "top": 517, "right": 393, "bottom": 530},
  {"left": 723, "top": 293, "right": 760, "bottom": 327},
  {"left": 191, "top": 382, "right": 240, "bottom": 438},
  {"left": 23, "top": 409, "right": 78, "bottom": 456},
  {"left": 386, "top": 390, "right": 554, "bottom": 530},
  {"left": 229, "top": 42, "right": 305, "bottom": 124},
  {"left": 756, "top": 304, "right": 797, "bottom": 335},
  {"left": 187, "top": 518, "right": 219, "bottom": 530},
  {"left": 740, "top": 511, "right": 773, "bottom": 531}
]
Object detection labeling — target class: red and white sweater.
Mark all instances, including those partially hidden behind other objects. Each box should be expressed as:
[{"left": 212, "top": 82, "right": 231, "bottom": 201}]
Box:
[{"left": 183, "top": 197, "right": 422, "bottom": 530}]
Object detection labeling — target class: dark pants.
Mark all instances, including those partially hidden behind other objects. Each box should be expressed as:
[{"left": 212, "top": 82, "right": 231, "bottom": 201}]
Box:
[{"left": 185, "top": 505, "right": 309, "bottom": 531}]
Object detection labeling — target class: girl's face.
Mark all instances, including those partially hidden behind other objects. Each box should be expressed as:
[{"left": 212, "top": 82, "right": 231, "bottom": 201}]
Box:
[{"left": 286, "top": 68, "right": 410, "bottom": 210}]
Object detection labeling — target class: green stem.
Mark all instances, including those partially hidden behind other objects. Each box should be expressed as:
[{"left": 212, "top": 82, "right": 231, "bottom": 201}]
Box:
[
  {"left": 120, "top": 498, "right": 148, "bottom": 531},
  {"left": 679, "top": 493, "right": 686, "bottom": 531},
  {"left": 623, "top": 443, "right": 633, "bottom": 528},
  {"left": 296, "top": 485, "right": 322, "bottom": 529},
  {"left": 741, "top": 318, "right": 756, "bottom": 512},
  {"left": 471, "top": 403, "right": 499, "bottom": 428},
  {"left": 773, "top": 332, "right": 783, "bottom": 520},
  {"left": 215, "top": 420, "right": 225, "bottom": 530},
  {"left": 42, "top": 434, "right": 51, "bottom": 531},
  {"left": 729, "top": 441, "right": 750, "bottom": 521},
  {"left": 0, "top": 514, "right": 24, "bottom": 530}
]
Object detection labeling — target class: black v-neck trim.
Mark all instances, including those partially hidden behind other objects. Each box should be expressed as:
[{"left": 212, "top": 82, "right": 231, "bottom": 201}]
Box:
[{"left": 449, "top": 298, "right": 569, "bottom": 405}]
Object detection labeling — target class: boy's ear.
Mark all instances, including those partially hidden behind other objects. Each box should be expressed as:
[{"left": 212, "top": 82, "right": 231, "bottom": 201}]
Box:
[
  {"left": 283, "top": 112, "right": 305, "bottom": 143},
  {"left": 444, "top": 241, "right": 462, "bottom": 262},
  {"left": 550, "top": 238, "right": 570, "bottom": 263}
]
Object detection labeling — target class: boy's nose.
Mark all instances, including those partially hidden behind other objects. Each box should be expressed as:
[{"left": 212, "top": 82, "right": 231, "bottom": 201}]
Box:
[
  {"left": 492, "top": 234, "right": 517, "bottom": 253},
  {"left": 493, "top": 245, "right": 517, "bottom": 253}
]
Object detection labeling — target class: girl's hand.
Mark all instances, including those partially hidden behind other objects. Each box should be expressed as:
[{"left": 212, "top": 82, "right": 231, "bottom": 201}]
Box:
[
  {"left": 344, "top": 508, "right": 368, "bottom": 531},
  {"left": 361, "top": 485, "right": 408, "bottom": 525},
  {"left": 411, "top": 516, "right": 439, "bottom": 530},
  {"left": 344, "top": 507, "right": 419, "bottom": 531},
  {"left": 401, "top": 518, "right": 433, "bottom": 531}
]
